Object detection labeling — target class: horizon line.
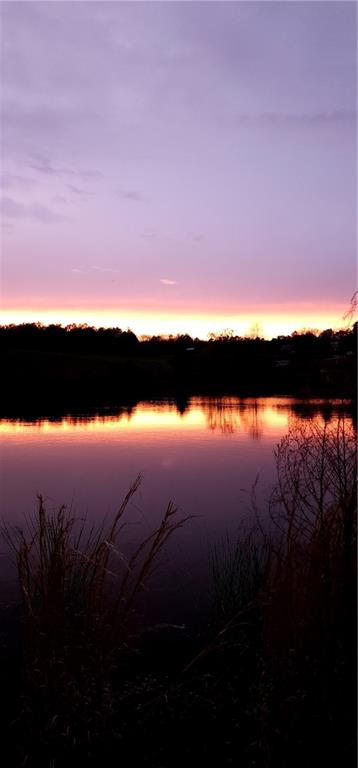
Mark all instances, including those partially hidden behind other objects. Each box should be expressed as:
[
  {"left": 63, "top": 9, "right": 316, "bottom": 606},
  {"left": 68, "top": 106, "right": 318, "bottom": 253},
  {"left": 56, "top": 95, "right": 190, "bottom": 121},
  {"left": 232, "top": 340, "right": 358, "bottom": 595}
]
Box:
[{"left": 0, "top": 316, "right": 353, "bottom": 342}]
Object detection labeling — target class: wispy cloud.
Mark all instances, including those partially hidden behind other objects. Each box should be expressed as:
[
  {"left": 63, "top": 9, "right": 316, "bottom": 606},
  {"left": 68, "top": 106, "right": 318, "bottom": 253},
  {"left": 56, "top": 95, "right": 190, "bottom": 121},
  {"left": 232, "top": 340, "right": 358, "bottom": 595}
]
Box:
[
  {"left": 68, "top": 184, "right": 93, "bottom": 196},
  {"left": 71, "top": 265, "right": 121, "bottom": 275},
  {"left": 141, "top": 228, "right": 156, "bottom": 240},
  {"left": 91, "top": 265, "right": 121, "bottom": 273},
  {"left": 1, "top": 196, "right": 70, "bottom": 223},
  {"left": 116, "top": 189, "right": 144, "bottom": 202},
  {"left": 0, "top": 174, "right": 38, "bottom": 190},
  {"left": 160, "top": 278, "right": 178, "bottom": 286},
  {"left": 28, "top": 154, "right": 101, "bottom": 180},
  {"left": 234, "top": 110, "right": 356, "bottom": 127}
]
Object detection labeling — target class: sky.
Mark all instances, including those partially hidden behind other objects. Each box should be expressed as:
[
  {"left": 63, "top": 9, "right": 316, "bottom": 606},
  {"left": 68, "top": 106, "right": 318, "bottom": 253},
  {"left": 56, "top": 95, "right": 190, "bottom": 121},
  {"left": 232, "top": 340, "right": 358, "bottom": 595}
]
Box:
[{"left": 0, "top": 1, "right": 356, "bottom": 339}]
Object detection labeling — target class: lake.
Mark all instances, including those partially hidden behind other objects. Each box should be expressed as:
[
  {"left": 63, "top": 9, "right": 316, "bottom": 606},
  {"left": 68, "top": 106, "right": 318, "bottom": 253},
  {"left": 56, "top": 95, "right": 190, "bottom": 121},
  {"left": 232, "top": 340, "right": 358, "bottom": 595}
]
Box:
[{"left": 0, "top": 396, "right": 354, "bottom": 620}]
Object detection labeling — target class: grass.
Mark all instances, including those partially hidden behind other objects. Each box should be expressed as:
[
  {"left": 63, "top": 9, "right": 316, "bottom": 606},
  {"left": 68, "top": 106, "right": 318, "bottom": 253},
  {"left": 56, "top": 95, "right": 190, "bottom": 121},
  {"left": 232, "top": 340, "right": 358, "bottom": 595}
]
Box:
[
  {"left": 210, "top": 531, "right": 267, "bottom": 624},
  {"left": 2, "top": 478, "right": 193, "bottom": 766},
  {"left": 202, "top": 417, "right": 357, "bottom": 767},
  {"left": 262, "top": 419, "right": 357, "bottom": 655}
]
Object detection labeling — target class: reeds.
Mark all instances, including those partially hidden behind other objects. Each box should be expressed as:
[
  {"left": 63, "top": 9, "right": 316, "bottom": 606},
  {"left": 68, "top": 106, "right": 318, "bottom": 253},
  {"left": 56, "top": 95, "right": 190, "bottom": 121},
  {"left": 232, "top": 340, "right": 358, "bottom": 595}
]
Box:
[
  {"left": 4, "top": 474, "right": 194, "bottom": 644},
  {"left": 210, "top": 532, "right": 267, "bottom": 624},
  {"left": 2, "top": 477, "right": 193, "bottom": 759},
  {"left": 209, "top": 417, "right": 356, "bottom": 639},
  {"left": 263, "top": 418, "right": 357, "bottom": 651},
  {"left": 207, "top": 417, "right": 357, "bottom": 766}
]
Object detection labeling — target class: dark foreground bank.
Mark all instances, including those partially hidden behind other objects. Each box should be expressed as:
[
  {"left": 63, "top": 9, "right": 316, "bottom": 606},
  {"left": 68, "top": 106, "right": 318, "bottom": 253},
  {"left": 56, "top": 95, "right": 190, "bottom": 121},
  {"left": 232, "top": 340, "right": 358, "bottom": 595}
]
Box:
[{"left": 0, "top": 419, "right": 356, "bottom": 767}]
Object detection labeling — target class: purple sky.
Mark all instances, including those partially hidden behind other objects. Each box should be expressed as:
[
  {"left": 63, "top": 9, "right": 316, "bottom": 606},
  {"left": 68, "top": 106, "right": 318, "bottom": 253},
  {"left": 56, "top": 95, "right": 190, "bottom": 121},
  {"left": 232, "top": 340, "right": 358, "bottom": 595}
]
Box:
[{"left": 0, "top": 1, "right": 356, "bottom": 337}]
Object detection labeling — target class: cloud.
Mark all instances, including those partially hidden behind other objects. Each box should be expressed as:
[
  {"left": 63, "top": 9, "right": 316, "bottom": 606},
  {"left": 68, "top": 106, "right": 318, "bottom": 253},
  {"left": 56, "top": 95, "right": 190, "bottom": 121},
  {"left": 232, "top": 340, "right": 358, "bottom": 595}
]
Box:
[
  {"left": 91, "top": 265, "right": 121, "bottom": 273},
  {"left": 28, "top": 154, "right": 101, "bottom": 180},
  {"left": 117, "top": 190, "right": 144, "bottom": 202},
  {"left": 71, "top": 265, "right": 121, "bottom": 275},
  {"left": 68, "top": 184, "right": 93, "bottom": 196},
  {"left": 234, "top": 110, "right": 356, "bottom": 127},
  {"left": 160, "top": 278, "right": 178, "bottom": 286},
  {"left": 0, "top": 174, "right": 38, "bottom": 190},
  {"left": 141, "top": 228, "right": 156, "bottom": 239},
  {"left": 1, "top": 196, "right": 69, "bottom": 223}
]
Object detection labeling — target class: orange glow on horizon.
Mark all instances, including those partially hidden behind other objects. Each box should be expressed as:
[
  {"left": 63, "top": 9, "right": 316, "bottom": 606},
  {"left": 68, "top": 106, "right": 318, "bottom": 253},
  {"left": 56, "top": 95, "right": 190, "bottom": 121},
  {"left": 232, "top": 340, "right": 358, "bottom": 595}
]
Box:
[{"left": 0, "top": 305, "right": 346, "bottom": 339}]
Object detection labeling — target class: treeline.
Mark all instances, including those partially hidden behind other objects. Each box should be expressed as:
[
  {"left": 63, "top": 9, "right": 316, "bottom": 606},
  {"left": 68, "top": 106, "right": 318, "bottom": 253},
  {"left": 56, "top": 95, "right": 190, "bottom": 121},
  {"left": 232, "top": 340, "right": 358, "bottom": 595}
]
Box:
[
  {"left": 0, "top": 321, "right": 356, "bottom": 357},
  {"left": 0, "top": 323, "right": 139, "bottom": 355},
  {"left": 1, "top": 322, "right": 356, "bottom": 413}
]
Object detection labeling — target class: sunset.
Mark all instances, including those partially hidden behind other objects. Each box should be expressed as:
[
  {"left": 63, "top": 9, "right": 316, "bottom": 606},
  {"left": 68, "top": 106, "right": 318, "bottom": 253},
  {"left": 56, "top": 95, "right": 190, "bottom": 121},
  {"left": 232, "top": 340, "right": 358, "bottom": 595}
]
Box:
[
  {"left": 1, "top": 2, "right": 356, "bottom": 337},
  {"left": 0, "top": 305, "right": 346, "bottom": 339},
  {"left": 0, "top": 3, "right": 356, "bottom": 767}
]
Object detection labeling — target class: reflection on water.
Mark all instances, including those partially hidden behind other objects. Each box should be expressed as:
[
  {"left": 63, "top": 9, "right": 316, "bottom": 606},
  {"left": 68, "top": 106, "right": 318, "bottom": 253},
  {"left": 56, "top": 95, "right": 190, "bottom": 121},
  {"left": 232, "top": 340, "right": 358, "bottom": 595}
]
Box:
[
  {"left": 0, "top": 397, "right": 354, "bottom": 617},
  {"left": 202, "top": 398, "right": 272, "bottom": 438},
  {"left": 0, "top": 396, "right": 352, "bottom": 440}
]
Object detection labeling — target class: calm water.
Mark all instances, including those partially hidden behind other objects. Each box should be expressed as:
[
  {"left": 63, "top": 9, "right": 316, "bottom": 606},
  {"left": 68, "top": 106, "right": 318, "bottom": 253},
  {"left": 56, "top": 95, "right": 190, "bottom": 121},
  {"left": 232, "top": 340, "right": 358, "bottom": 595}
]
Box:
[{"left": 0, "top": 397, "right": 353, "bottom": 618}]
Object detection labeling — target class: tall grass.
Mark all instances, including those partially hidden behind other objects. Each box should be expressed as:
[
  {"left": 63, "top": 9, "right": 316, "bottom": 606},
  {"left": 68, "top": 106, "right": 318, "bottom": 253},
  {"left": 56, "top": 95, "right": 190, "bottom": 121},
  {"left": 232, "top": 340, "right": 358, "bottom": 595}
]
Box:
[
  {"left": 264, "top": 418, "right": 357, "bottom": 649},
  {"left": 210, "top": 531, "right": 267, "bottom": 624},
  {"left": 206, "top": 417, "right": 357, "bottom": 766},
  {"left": 2, "top": 477, "right": 193, "bottom": 763},
  {"left": 210, "top": 418, "right": 356, "bottom": 629}
]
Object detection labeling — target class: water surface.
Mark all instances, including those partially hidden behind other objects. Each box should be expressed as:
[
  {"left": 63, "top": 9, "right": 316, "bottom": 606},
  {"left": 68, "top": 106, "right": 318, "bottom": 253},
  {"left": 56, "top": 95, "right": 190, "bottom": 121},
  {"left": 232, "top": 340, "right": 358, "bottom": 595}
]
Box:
[{"left": 0, "top": 397, "right": 353, "bottom": 618}]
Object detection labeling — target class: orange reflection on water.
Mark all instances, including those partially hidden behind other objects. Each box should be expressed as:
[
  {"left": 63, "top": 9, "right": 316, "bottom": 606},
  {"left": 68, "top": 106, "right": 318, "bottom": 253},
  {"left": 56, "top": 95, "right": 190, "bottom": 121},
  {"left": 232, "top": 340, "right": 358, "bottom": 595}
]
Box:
[
  {"left": 0, "top": 404, "right": 204, "bottom": 437},
  {"left": 197, "top": 397, "right": 289, "bottom": 438},
  {"left": 0, "top": 397, "right": 350, "bottom": 443}
]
